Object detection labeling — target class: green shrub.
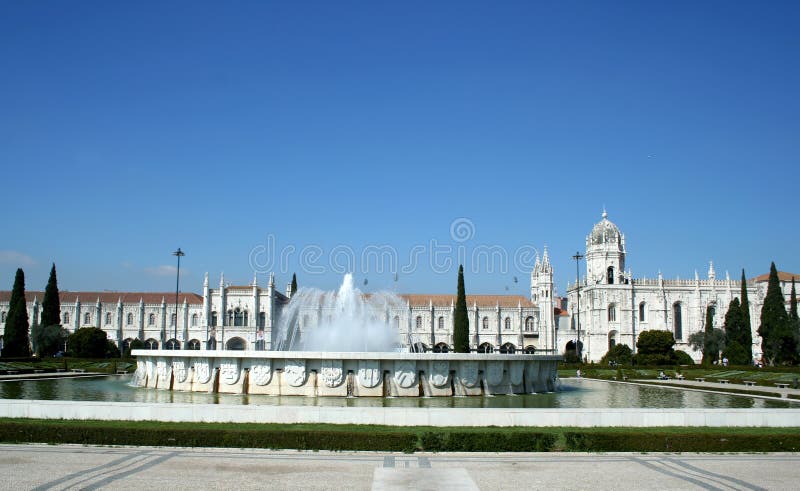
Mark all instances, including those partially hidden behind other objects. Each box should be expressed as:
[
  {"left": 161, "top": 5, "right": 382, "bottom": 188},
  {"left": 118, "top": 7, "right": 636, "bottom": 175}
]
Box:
[
  {"left": 674, "top": 350, "right": 695, "bottom": 365},
  {"left": 564, "top": 431, "right": 800, "bottom": 452},
  {"left": 68, "top": 328, "right": 110, "bottom": 358},
  {"left": 600, "top": 344, "right": 633, "bottom": 365},
  {"left": 420, "top": 431, "right": 556, "bottom": 452}
]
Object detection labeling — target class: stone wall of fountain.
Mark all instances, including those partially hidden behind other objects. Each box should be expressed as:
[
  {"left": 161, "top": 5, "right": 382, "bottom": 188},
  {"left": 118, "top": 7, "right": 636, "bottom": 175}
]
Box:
[{"left": 131, "top": 350, "right": 561, "bottom": 397}]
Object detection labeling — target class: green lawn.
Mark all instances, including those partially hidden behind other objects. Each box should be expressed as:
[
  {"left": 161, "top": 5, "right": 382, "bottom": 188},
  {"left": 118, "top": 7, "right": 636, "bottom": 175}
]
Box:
[{"left": 0, "top": 359, "right": 134, "bottom": 373}]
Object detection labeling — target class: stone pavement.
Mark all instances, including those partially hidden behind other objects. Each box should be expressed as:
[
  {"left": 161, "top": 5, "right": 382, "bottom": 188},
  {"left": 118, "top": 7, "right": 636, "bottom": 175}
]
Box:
[{"left": 2, "top": 444, "right": 799, "bottom": 490}]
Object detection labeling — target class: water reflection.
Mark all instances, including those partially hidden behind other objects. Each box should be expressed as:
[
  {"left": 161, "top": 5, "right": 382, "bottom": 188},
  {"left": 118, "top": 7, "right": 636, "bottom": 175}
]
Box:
[{"left": 0, "top": 376, "right": 797, "bottom": 409}]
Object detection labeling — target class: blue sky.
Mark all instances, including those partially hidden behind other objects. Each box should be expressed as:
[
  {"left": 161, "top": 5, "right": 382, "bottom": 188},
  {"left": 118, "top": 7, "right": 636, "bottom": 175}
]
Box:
[{"left": 1, "top": 1, "right": 798, "bottom": 297}]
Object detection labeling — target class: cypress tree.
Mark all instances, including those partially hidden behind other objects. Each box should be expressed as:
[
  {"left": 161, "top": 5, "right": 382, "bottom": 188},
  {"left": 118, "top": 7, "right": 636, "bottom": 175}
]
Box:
[
  {"left": 790, "top": 277, "right": 798, "bottom": 321},
  {"left": 3, "top": 268, "right": 31, "bottom": 357},
  {"left": 290, "top": 274, "right": 297, "bottom": 297},
  {"left": 453, "top": 265, "right": 470, "bottom": 353},
  {"left": 758, "top": 262, "right": 791, "bottom": 364},
  {"left": 739, "top": 269, "right": 753, "bottom": 362},
  {"left": 701, "top": 305, "right": 715, "bottom": 366},
  {"left": 724, "top": 297, "right": 742, "bottom": 342},
  {"left": 41, "top": 263, "right": 61, "bottom": 328}
]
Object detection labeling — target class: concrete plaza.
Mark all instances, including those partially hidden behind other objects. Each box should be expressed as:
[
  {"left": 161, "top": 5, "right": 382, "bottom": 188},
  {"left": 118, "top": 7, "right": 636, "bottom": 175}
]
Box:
[{"left": 2, "top": 443, "right": 798, "bottom": 490}]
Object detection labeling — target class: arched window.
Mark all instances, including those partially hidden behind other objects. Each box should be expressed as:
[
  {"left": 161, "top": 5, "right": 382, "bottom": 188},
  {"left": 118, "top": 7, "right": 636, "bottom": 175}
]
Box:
[
  {"left": 608, "top": 304, "right": 616, "bottom": 322},
  {"left": 243, "top": 311, "right": 249, "bottom": 326},
  {"left": 524, "top": 345, "right": 536, "bottom": 354},
  {"left": 258, "top": 312, "right": 265, "bottom": 327},
  {"left": 673, "top": 302, "right": 683, "bottom": 340},
  {"left": 482, "top": 316, "right": 489, "bottom": 330},
  {"left": 170, "top": 313, "right": 177, "bottom": 327},
  {"left": 145, "top": 338, "right": 159, "bottom": 350},
  {"left": 608, "top": 330, "right": 618, "bottom": 350},
  {"left": 191, "top": 313, "right": 198, "bottom": 327},
  {"left": 148, "top": 313, "right": 155, "bottom": 326},
  {"left": 188, "top": 339, "right": 201, "bottom": 350},
  {"left": 500, "top": 343, "right": 515, "bottom": 354},
  {"left": 227, "top": 310, "right": 234, "bottom": 326},
  {"left": 504, "top": 317, "right": 511, "bottom": 330},
  {"left": 607, "top": 266, "right": 615, "bottom": 284},
  {"left": 105, "top": 312, "right": 112, "bottom": 325},
  {"left": 639, "top": 302, "right": 646, "bottom": 322},
  {"left": 83, "top": 312, "right": 91, "bottom": 324},
  {"left": 394, "top": 315, "right": 400, "bottom": 329},
  {"left": 64, "top": 312, "right": 70, "bottom": 324},
  {"left": 433, "top": 342, "right": 449, "bottom": 353},
  {"left": 415, "top": 316, "right": 422, "bottom": 329},
  {"left": 165, "top": 339, "right": 180, "bottom": 350},
  {"left": 477, "top": 342, "right": 493, "bottom": 353},
  {"left": 438, "top": 316, "right": 444, "bottom": 330},
  {"left": 211, "top": 311, "right": 218, "bottom": 327},
  {"left": 524, "top": 316, "right": 535, "bottom": 331},
  {"left": 126, "top": 313, "right": 133, "bottom": 325}
]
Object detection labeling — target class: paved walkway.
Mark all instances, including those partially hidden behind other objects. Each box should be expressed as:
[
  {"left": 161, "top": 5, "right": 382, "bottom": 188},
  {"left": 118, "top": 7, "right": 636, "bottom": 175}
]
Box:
[
  {"left": 632, "top": 379, "right": 800, "bottom": 399},
  {"left": 2, "top": 444, "right": 799, "bottom": 490}
]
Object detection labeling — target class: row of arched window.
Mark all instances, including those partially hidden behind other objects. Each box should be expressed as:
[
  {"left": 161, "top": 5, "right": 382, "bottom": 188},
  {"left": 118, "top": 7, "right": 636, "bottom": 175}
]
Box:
[
  {"left": 605, "top": 301, "right": 685, "bottom": 340},
  {"left": 410, "top": 315, "right": 536, "bottom": 331}
]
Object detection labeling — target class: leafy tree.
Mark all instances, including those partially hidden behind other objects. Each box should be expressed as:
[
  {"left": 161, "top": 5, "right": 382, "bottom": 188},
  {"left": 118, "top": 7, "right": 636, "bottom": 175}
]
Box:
[
  {"left": 453, "top": 265, "right": 470, "bottom": 353},
  {"left": 634, "top": 330, "right": 677, "bottom": 365},
  {"left": 68, "top": 327, "right": 109, "bottom": 358},
  {"left": 124, "top": 338, "right": 146, "bottom": 357},
  {"left": 758, "top": 263, "right": 795, "bottom": 364},
  {"left": 3, "top": 268, "right": 31, "bottom": 357},
  {"left": 31, "top": 323, "right": 68, "bottom": 357},
  {"left": 40, "top": 263, "right": 61, "bottom": 329},
  {"left": 290, "top": 273, "right": 297, "bottom": 297},
  {"left": 689, "top": 327, "right": 725, "bottom": 366},
  {"left": 600, "top": 343, "right": 633, "bottom": 365}
]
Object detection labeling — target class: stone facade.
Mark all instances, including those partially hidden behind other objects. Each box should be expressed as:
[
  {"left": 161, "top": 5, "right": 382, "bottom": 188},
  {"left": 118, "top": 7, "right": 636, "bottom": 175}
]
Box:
[
  {"left": 566, "top": 211, "right": 797, "bottom": 363},
  {"left": 1, "top": 249, "right": 556, "bottom": 354}
]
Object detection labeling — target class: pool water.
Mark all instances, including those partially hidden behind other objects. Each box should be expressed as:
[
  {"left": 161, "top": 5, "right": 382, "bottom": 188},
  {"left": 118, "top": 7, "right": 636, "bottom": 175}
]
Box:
[{"left": 1, "top": 375, "right": 796, "bottom": 408}]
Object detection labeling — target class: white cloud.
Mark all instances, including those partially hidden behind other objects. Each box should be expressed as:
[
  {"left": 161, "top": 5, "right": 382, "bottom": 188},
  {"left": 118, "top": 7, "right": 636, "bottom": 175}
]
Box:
[
  {"left": 144, "top": 265, "right": 189, "bottom": 277},
  {"left": 0, "top": 250, "right": 36, "bottom": 266}
]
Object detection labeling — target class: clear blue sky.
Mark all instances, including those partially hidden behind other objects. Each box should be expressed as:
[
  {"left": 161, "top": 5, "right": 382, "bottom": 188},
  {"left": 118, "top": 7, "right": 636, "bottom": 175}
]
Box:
[{"left": 1, "top": 1, "right": 798, "bottom": 297}]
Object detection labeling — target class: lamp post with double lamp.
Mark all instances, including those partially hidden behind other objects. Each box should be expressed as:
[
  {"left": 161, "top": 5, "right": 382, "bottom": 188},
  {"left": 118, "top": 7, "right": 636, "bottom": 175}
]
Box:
[
  {"left": 172, "top": 248, "right": 185, "bottom": 349},
  {"left": 572, "top": 251, "right": 584, "bottom": 361}
]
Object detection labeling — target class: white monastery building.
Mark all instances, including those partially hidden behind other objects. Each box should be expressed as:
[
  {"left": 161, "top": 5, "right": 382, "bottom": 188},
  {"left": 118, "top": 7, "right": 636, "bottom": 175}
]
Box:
[{"left": 566, "top": 211, "right": 797, "bottom": 363}]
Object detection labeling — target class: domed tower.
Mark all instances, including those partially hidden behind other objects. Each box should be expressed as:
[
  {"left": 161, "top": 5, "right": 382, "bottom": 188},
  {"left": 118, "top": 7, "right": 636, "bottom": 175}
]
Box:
[{"left": 585, "top": 209, "right": 626, "bottom": 285}]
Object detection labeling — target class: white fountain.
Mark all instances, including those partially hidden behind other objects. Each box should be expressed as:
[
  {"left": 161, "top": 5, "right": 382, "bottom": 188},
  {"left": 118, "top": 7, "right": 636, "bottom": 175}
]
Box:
[{"left": 132, "top": 274, "right": 561, "bottom": 397}]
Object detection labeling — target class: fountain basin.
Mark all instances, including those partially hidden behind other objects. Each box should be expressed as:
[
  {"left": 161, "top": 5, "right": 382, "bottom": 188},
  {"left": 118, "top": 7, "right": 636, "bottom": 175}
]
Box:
[{"left": 131, "top": 350, "right": 561, "bottom": 397}]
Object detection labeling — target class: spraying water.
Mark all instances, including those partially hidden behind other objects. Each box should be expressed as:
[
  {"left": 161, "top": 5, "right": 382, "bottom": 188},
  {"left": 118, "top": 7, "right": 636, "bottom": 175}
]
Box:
[{"left": 272, "top": 274, "right": 405, "bottom": 352}]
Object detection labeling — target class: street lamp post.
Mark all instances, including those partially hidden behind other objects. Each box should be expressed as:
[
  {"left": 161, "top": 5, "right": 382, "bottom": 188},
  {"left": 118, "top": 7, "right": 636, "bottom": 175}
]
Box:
[
  {"left": 572, "top": 251, "right": 584, "bottom": 361},
  {"left": 172, "top": 248, "right": 185, "bottom": 349}
]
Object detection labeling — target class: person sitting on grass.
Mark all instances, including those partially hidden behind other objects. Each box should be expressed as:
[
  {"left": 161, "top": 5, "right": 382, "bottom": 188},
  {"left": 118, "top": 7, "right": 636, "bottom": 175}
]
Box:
[{"left": 658, "top": 371, "right": 667, "bottom": 380}]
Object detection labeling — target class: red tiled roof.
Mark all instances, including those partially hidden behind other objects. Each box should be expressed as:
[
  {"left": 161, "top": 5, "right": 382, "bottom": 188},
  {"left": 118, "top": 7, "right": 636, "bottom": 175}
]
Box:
[
  {"left": 0, "top": 291, "right": 203, "bottom": 305},
  {"left": 751, "top": 271, "right": 799, "bottom": 283}
]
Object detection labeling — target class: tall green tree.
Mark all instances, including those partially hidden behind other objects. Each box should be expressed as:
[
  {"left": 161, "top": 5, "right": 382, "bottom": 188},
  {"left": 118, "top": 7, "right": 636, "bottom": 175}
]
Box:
[
  {"left": 739, "top": 269, "right": 753, "bottom": 362},
  {"left": 701, "top": 305, "right": 717, "bottom": 366},
  {"left": 722, "top": 297, "right": 749, "bottom": 365},
  {"left": 790, "top": 277, "right": 798, "bottom": 321},
  {"left": 758, "top": 263, "right": 795, "bottom": 364},
  {"left": 41, "top": 263, "right": 61, "bottom": 328},
  {"left": 453, "top": 265, "right": 470, "bottom": 353},
  {"left": 3, "top": 268, "right": 31, "bottom": 357},
  {"left": 290, "top": 273, "right": 297, "bottom": 297}
]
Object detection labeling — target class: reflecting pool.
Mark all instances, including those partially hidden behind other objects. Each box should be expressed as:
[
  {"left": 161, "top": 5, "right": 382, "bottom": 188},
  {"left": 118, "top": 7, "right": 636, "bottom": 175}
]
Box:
[{"left": 1, "top": 375, "right": 796, "bottom": 409}]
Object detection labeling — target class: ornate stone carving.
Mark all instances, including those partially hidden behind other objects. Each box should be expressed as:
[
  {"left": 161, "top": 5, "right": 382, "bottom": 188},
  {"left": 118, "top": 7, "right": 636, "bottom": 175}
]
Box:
[
  {"left": 459, "top": 361, "right": 479, "bottom": 387},
  {"left": 525, "top": 361, "right": 540, "bottom": 385},
  {"left": 509, "top": 361, "right": 524, "bottom": 386},
  {"left": 250, "top": 362, "right": 272, "bottom": 386},
  {"left": 172, "top": 359, "right": 187, "bottom": 383},
  {"left": 220, "top": 358, "right": 240, "bottom": 385},
  {"left": 134, "top": 362, "right": 146, "bottom": 384},
  {"left": 320, "top": 360, "right": 344, "bottom": 388},
  {"left": 156, "top": 358, "right": 169, "bottom": 381},
  {"left": 486, "top": 361, "right": 504, "bottom": 385},
  {"left": 430, "top": 360, "right": 449, "bottom": 387},
  {"left": 195, "top": 360, "right": 211, "bottom": 384},
  {"left": 284, "top": 359, "right": 306, "bottom": 387},
  {"left": 146, "top": 360, "right": 157, "bottom": 382},
  {"left": 358, "top": 360, "right": 381, "bottom": 388},
  {"left": 393, "top": 360, "right": 416, "bottom": 389}
]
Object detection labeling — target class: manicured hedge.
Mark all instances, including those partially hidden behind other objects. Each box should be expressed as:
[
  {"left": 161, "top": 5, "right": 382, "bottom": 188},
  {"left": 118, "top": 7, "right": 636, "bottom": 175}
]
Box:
[
  {"left": 564, "top": 431, "right": 800, "bottom": 452},
  {"left": 0, "top": 421, "right": 417, "bottom": 452},
  {"left": 419, "top": 431, "right": 556, "bottom": 452}
]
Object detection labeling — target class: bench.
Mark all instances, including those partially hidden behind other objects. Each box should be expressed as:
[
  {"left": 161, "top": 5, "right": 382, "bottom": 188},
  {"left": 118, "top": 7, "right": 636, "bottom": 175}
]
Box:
[
  {"left": 695, "top": 377, "right": 706, "bottom": 382},
  {"left": 775, "top": 383, "right": 790, "bottom": 389},
  {"left": 71, "top": 368, "right": 86, "bottom": 373},
  {"left": 675, "top": 374, "right": 685, "bottom": 380},
  {"left": 743, "top": 381, "right": 757, "bottom": 387},
  {"left": 34, "top": 369, "right": 44, "bottom": 373},
  {"left": 6, "top": 370, "right": 19, "bottom": 375},
  {"left": 718, "top": 379, "right": 730, "bottom": 384},
  {"left": 116, "top": 370, "right": 127, "bottom": 375}
]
